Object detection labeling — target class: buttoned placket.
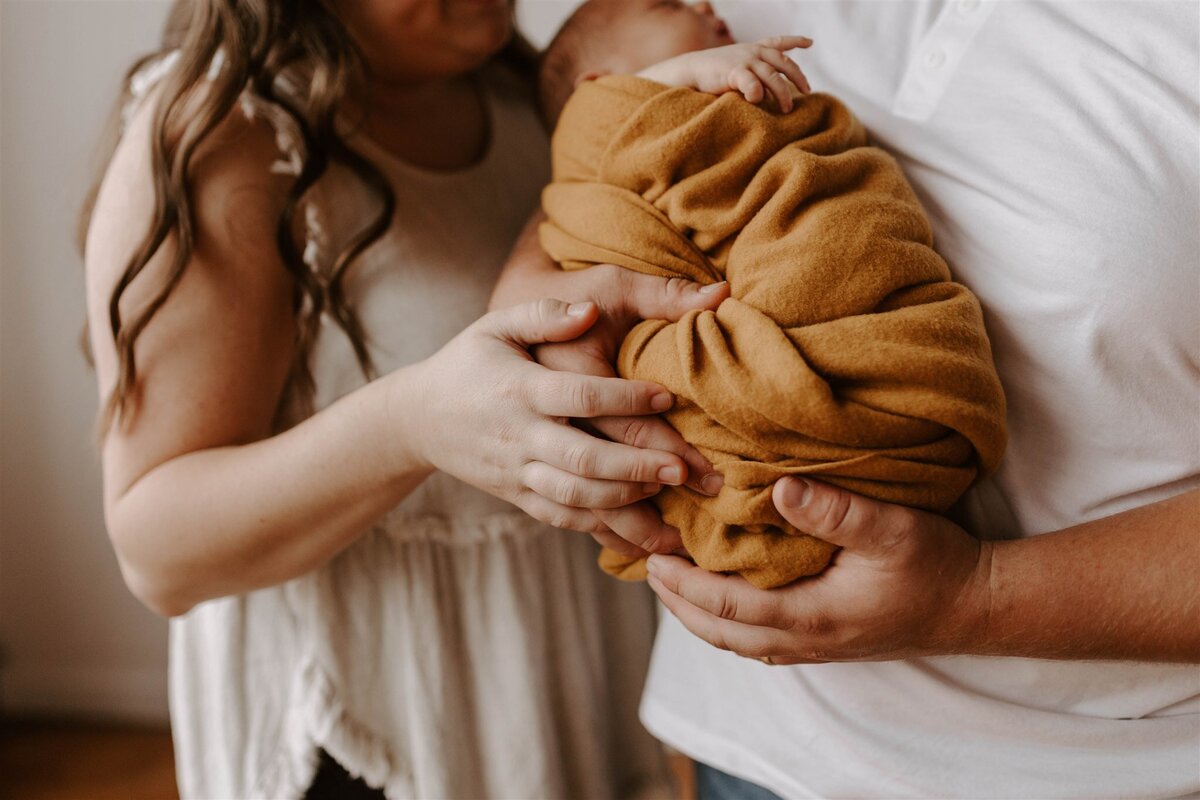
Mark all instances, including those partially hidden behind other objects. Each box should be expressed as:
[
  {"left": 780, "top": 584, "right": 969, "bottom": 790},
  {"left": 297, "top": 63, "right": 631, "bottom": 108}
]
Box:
[{"left": 891, "top": 0, "right": 996, "bottom": 121}]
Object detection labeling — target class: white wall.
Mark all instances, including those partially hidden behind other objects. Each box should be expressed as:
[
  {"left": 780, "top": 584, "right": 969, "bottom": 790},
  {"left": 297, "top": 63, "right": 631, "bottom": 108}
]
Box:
[
  {"left": 0, "top": 0, "right": 173, "bottom": 723},
  {"left": 0, "top": 0, "right": 582, "bottom": 724}
]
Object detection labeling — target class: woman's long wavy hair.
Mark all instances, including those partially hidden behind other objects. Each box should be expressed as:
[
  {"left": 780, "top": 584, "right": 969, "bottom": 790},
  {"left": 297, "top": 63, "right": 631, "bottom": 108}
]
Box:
[{"left": 81, "top": 0, "right": 536, "bottom": 435}]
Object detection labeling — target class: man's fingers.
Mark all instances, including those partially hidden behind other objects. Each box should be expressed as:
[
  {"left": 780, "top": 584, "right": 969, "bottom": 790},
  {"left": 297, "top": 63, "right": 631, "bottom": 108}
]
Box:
[
  {"left": 483, "top": 298, "right": 598, "bottom": 347},
  {"left": 518, "top": 493, "right": 612, "bottom": 535},
  {"left": 615, "top": 267, "right": 729, "bottom": 322},
  {"left": 772, "top": 477, "right": 913, "bottom": 554},
  {"left": 583, "top": 415, "right": 723, "bottom": 495},
  {"left": 593, "top": 501, "right": 684, "bottom": 555},
  {"left": 645, "top": 555, "right": 805, "bottom": 629},
  {"left": 532, "top": 339, "right": 614, "bottom": 378},
  {"left": 588, "top": 513, "right": 655, "bottom": 560},
  {"left": 647, "top": 573, "right": 796, "bottom": 660}
]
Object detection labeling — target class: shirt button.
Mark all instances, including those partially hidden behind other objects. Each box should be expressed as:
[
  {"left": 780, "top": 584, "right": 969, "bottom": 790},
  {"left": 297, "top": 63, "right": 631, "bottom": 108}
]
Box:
[{"left": 924, "top": 48, "right": 947, "bottom": 68}]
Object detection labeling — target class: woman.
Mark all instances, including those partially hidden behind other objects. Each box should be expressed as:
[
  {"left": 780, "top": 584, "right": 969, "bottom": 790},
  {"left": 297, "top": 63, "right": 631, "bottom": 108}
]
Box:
[{"left": 82, "top": 0, "right": 727, "bottom": 796}]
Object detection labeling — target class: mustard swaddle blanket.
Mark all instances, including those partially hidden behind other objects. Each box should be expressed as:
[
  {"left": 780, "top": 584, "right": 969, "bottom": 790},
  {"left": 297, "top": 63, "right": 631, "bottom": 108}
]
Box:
[{"left": 540, "top": 76, "right": 1007, "bottom": 589}]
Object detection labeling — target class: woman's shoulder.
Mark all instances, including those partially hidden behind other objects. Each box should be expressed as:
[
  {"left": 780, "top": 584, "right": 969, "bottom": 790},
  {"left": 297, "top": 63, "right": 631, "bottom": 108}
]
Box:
[{"left": 89, "top": 79, "right": 295, "bottom": 265}]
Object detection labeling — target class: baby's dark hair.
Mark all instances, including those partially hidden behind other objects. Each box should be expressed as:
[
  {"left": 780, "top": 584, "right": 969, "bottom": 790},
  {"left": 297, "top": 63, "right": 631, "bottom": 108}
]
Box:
[{"left": 537, "top": 0, "right": 621, "bottom": 129}]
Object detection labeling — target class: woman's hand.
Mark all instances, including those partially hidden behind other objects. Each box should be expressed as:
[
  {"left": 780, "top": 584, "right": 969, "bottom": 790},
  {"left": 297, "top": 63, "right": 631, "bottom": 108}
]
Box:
[
  {"left": 645, "top": 477, "right": 989, "bottom": 663},
  {"left": 403, "top": 298, "right": 694, "bottom": 547},
  {"left": 490, "top": 216, "right": 731, "bottom": 556}
]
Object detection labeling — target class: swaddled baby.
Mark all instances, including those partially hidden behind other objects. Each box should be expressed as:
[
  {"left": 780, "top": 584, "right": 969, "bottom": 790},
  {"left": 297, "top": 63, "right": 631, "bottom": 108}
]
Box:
[{"left": 537, "top": 0, "right": 1007, "bottom": 589}]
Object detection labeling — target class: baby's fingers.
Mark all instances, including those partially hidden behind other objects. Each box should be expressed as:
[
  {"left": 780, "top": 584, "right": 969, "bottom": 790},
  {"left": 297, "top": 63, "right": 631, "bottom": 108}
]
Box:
[
  {"left": 761, "top": 48, "right": 810, "bottom": 96},
  {"left": 751, "top": 60, "right": 799, "bottom": 112},
  {"left": 759, "top": 35, "right": 813, "bottom": 52},
  {"left": 729, "top": 66, "right": 765, "bottom": 104}
]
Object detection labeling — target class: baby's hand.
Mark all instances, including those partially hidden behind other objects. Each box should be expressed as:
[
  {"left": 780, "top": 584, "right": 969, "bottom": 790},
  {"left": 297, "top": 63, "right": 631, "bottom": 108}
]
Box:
[{"left": 638, "top": 36, "right": 813, "bottom": 113}]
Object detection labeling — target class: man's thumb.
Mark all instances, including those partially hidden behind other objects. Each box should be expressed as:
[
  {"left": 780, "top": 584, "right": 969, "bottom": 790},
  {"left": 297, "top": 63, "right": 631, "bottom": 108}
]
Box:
[
  {"left": 485, "top": 298, "right": 598, "bottom": 347},
  {"left": 773, "top": 477, "right": 905, "bottom": 554}
]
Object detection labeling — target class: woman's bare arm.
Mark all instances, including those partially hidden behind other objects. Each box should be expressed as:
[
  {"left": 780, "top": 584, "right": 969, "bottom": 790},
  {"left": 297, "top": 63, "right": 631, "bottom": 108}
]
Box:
[
  {"left": 89, "top": 103, "right": 691, "bottom": 617},
  {"left": 86, "top": 102, "right": 434, "bottom": 615}
]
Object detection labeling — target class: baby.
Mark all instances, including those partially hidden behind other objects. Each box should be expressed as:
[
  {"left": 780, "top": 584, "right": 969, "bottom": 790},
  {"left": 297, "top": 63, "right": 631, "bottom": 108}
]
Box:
[{"left": 537, "top": 0, "right": 1008, "bottom": 589}]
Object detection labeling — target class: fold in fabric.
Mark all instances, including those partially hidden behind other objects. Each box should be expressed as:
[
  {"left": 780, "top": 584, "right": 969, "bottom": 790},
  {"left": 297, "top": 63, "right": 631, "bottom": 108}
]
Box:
[{"left": 541, "top": 76, "right": 1007, "bottom": 589}]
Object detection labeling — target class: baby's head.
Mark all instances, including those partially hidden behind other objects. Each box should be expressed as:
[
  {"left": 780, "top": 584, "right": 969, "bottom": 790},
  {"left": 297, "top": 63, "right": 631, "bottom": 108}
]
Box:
[{"left": 538, "top": 0, "right": 734, "bottom": 127}]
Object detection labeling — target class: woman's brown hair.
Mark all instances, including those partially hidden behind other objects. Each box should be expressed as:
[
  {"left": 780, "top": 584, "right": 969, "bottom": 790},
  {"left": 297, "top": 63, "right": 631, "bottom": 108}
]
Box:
[{"left": 81, "top": 0, "right": 537, "bottom": 434}]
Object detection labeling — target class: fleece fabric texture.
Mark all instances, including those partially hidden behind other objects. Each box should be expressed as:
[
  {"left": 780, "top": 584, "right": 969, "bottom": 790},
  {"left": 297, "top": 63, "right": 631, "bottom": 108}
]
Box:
[{"left": 540, "top": 76, "right": 1007, "bottom": 589}]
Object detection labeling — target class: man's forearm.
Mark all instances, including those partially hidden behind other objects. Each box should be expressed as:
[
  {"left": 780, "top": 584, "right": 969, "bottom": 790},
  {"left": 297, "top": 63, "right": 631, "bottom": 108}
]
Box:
[
  {"left": 970, "top": 489, "right": 1200, "bottom": 661},
  {"left": 489, "top": 211, "right": 557, "bottom": 311}
]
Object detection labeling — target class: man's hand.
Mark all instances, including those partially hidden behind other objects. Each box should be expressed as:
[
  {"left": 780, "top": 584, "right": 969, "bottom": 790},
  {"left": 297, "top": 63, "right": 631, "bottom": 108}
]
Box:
[
  {"left": 645, "top": 477, "right": 988, "bottom": 664},
  {"left": 638, "top": 36, "right": 813, "bottom": 112},
  {"left": 647, "top": 478, "right": 1200, "bottom": 664}
]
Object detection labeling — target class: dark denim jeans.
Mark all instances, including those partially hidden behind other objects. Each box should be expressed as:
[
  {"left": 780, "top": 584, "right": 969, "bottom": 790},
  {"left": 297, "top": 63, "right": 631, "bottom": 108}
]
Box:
[{"left": 695, "top": 761, "right": 786, "bottom": 800}]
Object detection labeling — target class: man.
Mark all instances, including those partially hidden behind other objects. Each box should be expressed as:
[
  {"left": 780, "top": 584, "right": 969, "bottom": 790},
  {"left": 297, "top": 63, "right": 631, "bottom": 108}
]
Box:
[{"left": 637, "top": 2, "right": 1200, "bottom": 797}]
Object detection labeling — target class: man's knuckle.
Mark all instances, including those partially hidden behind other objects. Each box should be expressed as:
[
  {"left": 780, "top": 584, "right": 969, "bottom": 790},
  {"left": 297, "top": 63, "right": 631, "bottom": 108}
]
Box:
[
  {"left": 621, "top": 418, "right": 652, "bottom": 449},
  {"left": 817, "top": 491, "right": 855, "bottom": 534},
  {"left": 801, "top": 610, "right": 832, "bottom": 638},
  {"left": 716, "top": 592, "right": 740, "bottom": 621}
]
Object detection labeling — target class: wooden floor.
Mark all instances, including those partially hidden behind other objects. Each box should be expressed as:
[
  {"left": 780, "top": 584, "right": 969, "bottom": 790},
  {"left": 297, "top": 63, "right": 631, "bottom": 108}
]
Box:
[
  {"left": 0, "top": 717, "right": 693, "bottom": 800},
  {"left": 0, "top": 718, "right": 178, "bottom": 800}
]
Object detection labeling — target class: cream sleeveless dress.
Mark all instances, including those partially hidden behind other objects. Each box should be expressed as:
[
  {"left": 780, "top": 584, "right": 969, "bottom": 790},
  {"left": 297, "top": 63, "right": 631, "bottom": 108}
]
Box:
[{"left": 136, "top": 61, "right": 668, "bottom": 799}]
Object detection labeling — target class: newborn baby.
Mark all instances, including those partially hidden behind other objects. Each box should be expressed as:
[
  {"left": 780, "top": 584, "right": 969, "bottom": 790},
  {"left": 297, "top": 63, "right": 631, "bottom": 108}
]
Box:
[{"left": 537, "top": 0, "right": 1008, "bottom": 589}]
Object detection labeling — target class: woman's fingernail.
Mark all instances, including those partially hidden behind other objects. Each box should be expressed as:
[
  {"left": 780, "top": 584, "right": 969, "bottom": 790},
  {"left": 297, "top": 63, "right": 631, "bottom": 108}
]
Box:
[
  {"left": 566, "top": 302, "right": 593, "bottom": 317},
  {"left": 699, "top": 281, "right": 728, "bottom": 295},
  {"left": 781, "top": 477, "right": 812, "bottom": 508},
  {"left": 645, "top": 556, "right": 661, "bottom": 576},
  {"left": 643, "top": 483, "right": 661, "bottom": 495},
  {"left": 651, "top": 392, "right": 673, "bottom": 411},
  {"left": 657, "top": 465, "right": 684, "bottom": 485},
  {"left": 700, "top": 473, "right": 724, "bottom": 496}
]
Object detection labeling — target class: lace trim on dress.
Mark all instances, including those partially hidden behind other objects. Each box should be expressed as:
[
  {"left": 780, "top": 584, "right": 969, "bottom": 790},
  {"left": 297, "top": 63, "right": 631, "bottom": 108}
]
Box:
[{"left": 253, "top": 657, "right": 412, "bottom": 799}]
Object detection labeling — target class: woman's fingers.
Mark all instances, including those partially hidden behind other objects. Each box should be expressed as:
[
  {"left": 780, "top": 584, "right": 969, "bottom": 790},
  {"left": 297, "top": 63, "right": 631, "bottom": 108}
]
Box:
[
  {"left": 523, "top": 462, "right": 662, "bottom": 510},
  {"left": 580, "top": 415, "right": 723, "bottom": 496},
  {"left": 542, "top": 425, "right": 688, "bottom": 485},
  {"left": 593, "top": 501, "right": 684, "bottom": 555},
  {"left": 530, "top": 371, "right": 674, "bottom": 418}
]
